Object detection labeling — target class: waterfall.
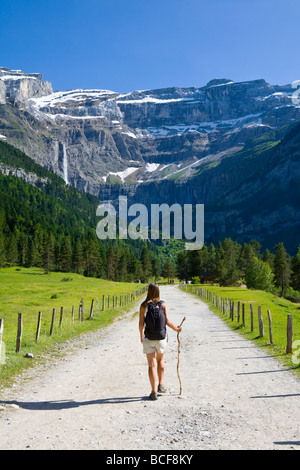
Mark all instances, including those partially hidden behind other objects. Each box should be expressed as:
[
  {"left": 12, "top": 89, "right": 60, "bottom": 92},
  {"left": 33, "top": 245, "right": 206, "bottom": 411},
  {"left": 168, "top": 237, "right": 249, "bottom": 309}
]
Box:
[{"left": 63, "top": 143, "right": 69, "bottom": 185}]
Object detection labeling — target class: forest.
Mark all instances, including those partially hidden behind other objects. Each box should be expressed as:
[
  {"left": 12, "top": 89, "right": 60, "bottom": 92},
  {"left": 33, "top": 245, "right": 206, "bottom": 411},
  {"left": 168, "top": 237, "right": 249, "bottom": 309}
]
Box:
[
  {"left": 0, "top": 171, "right": 159, "bottom": 282},
  {"left": 0, "top": 140, "right": 177, "bottom": 282},
  {"left": 176, "top": 238, "right": 300, "bottom": 302},
  {"left": 0, "top": 140, "right": 299, "bottom": 302}
]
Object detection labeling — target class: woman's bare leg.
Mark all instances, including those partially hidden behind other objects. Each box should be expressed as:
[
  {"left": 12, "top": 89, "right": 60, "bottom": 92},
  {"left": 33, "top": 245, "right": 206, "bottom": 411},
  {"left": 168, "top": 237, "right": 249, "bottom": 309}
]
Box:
[
  {"left": 156, "top": 352, "right": 165, "bottom": 387},
  {"left": 146, "top": 352, "right": 157, "bottom": 392}
]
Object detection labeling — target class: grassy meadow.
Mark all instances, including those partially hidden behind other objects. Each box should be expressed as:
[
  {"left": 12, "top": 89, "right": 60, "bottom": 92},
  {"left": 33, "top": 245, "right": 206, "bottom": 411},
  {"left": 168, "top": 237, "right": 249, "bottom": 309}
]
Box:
[
  {"left": 184, "top": 284, "right": 300, "bottom": 378},
  {"left": 0, "top": 267, "right": 145, "bottom": 388}
]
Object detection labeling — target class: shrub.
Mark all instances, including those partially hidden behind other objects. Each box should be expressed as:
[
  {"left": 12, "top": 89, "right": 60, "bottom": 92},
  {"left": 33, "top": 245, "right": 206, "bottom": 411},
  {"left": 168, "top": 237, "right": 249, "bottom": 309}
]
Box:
[
  {"left": 245, "top": 257, "right": 274, "bottom": 291},
  {"left": 285, "top": 287, "right": 300, "bottom": 303}
]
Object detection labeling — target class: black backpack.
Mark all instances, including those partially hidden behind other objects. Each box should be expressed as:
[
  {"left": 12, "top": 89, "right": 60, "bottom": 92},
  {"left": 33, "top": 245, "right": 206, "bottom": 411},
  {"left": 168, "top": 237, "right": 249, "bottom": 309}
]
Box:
[{"left": 144, "top": 300, "right": 167, "bottom": 340}]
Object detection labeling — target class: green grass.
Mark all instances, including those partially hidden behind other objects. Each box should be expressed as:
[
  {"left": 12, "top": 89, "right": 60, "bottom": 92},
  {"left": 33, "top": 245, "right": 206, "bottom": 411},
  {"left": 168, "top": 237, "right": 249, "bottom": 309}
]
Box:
[
  {"left": 183, "top": 284, "right": 300, "bottom": 378},
  {"left": 0, "top": 267, "right": 145, "bottom": 388}
]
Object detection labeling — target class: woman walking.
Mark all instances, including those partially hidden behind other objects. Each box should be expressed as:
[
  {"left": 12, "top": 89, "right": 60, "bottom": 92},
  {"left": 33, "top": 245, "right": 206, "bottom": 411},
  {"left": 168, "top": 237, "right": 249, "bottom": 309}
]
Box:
[{"left": 139, "top": 283, "right": 182, "bottom": 400}]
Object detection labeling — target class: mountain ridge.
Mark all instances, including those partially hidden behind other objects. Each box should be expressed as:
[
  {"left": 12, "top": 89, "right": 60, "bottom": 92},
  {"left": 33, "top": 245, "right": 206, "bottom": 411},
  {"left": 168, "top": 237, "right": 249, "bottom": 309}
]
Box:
[
  {"left": 1, "top": 66, "right": 299, "bottom": 189},
  {"left": 0, "top": 66, "right": 299, "bottom": 251}
]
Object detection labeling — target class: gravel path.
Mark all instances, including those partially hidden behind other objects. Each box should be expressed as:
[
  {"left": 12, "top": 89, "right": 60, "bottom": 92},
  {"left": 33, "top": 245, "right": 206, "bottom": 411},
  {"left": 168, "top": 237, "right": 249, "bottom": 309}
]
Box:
[{"left": 0, "top": 285, "right": 299, "bottom": 450}]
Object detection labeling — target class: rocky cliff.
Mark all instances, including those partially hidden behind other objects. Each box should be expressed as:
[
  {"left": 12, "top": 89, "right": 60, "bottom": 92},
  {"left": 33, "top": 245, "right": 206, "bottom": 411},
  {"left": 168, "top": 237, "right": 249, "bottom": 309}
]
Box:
[
  {"left": 0, "top": 67, "right": 53, "bottom": 103},
  {"left": 1, "top": 67, "right": 299, "bottom": 191},
  {"left": 0, "top": 67, "right": 299, "bottom": 250}
]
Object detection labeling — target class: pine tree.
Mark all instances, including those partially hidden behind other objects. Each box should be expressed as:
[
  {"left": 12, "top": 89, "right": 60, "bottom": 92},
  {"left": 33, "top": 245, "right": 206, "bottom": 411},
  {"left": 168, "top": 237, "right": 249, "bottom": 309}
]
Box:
[
  {"left": 43, "top": 232, "right": 56, "bottom": 274},
  {"left": 85, "top": 237, "right": 101, "bottom": 277},
  {"left": 73, "top": 238, "right": 84, "bottom": 275},
  {"left": 117, "top": 250, "right": 129, "bottom": 282},
  {"left": 291, "top": 245, "right": 300, "bottom": 291},
  {"left": 214, "top": 241, "right": 226, "bottom": 285},
  {"left": 239, "top": 243, "right": 256, "bottom": 277},
  {"left": 162, "top": 259, "right": 175, "bottom": 283},
  {"left": 7, "top": 231, "right": 19, "bottom": 266},
  {"left": 176, "top": 251, "right": 189, "bottom": 282},
  {"left": 140, "top": 245, "right": 152, "bottom": 282},
  {"left": 18, "top": 232, "right": 28, "bottom": 266},
  {"left": 222, "top": 238, "right": 240, "bottom": 286},
  {"left": 0, "top": 229, "right": 6, "bottom": 267},
  {"left": 249, "top": 240, "right": 262, "bottom": 258},
  {"left": 27, "top": 228, "right": 44, "bottom": 267},
  {"left": 106, "top": 246, "right": 117, "bottom": 280},
  {"left": 187, "top": 245, "right": 209, "bottom": 278},
  {"left": 263, "top": 248, "right": 275, "bottom": 270},
  {"left": 207, "top": 243, "right": 216, "bottom": 272},
  {"left": 213, "top": 239, "right": 240, "bottom": 286},
  {"left": 134, "top": 259, "right": 144, "bottom": 282},
  {"left": 60, "top": 236, "right": 73, "bottom": 273},
  {"left": 151, "top": 257, "right": 161, "bottom": 283},
  {"left": 274, "top": 242, "right": 291, "bottom": 297}
]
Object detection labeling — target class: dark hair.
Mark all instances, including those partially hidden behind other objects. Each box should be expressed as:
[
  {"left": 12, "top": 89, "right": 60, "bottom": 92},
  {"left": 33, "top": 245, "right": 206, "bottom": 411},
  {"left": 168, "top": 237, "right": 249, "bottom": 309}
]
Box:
[{"left": 141, "top": 283, "right": 160, "bottom": 307}]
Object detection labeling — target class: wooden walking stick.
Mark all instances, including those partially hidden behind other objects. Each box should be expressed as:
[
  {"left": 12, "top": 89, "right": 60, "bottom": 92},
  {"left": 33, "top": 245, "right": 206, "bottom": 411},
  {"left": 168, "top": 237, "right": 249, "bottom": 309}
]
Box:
[{"left": 177, "top": 316, "right": 186, "bottom": 396}]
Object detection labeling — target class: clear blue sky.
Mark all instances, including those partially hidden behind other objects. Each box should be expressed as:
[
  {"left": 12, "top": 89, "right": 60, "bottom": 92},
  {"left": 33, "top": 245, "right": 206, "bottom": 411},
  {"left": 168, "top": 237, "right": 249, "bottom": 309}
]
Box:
[{"left": 1, "top": 0, "right": 300, "bottom": 93}]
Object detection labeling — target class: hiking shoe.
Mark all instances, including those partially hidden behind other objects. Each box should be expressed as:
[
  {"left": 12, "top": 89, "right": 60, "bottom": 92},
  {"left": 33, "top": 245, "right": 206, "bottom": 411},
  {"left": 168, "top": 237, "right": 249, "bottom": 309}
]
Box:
[
  {"left": 157, "top": 384, "right": 167, "bottom": 393},
  {"left": 149, "top": 391, "right": 158, "bottom": 400}
]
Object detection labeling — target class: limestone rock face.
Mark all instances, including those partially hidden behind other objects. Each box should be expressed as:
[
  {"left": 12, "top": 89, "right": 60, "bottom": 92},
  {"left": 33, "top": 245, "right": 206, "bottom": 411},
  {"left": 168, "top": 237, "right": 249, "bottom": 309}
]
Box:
[
  {"left": 0, "top": 80, "right": 6, "bottom": 104},
  {"left": 0, "top": 67, "right": 53, "bottom": 103},
  {"left": 14, "top": 71, "right": 299, "bottom": 191},
  {"left": 0, "top": 66, "right": 300, "bottom": 250}
]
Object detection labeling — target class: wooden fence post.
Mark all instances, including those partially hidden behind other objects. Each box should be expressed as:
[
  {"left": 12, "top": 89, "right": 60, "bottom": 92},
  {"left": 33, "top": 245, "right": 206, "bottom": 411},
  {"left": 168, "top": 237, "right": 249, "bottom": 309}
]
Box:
[
  {"left": 250, "top": 304, "right": 254, "bottom": 332},
  {"left": 71, "top": 305, "right": 74, "bottom": 323},
  {"left": 36, "top": 312, "right": 42, "bottom": 342},
  {"left": 267, "top": 310, "right": 273, "bottom": 344},
  {"left": 258, "top": 306, "right": 264, "bottom": 337},
  {"left": 16, "top": 313, "right": 22, "bottom": 352},
  {"left": 59, "top": 306, "right": 63, "bottom": 328},
  {"left": 287, "top": 314, "right": 293, "bottom": 354},
  {"left": 50, "top": 308, "right": 55, "bottom": 336},
  {"left": 89, "top": 299, "right": 94, "bottom": 319},
  {"left": 242, "top": 303, "right": 245, "bottom": 326},
  {"left": 102, "top": 295, "right": 105, "bottom": 311}
]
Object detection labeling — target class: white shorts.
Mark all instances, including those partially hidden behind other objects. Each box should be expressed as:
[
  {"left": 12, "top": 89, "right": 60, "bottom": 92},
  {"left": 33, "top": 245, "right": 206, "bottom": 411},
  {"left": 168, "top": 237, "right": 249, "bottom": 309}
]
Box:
[{"left": 143, "top": 336, "right": 167, "bottom": 355}]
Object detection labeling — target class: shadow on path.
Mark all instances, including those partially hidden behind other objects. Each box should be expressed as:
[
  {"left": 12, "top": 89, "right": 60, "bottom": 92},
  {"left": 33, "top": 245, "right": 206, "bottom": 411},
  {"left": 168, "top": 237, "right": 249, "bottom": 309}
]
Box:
[
  {"left": 250, "top": 393, "right": 300, "bottom": 399},
  {"left": 274, "top": 441, "right": 300, "bottom": 446},
  {"left": 1, "top": 395, "right": 148, "bottom": 411}
]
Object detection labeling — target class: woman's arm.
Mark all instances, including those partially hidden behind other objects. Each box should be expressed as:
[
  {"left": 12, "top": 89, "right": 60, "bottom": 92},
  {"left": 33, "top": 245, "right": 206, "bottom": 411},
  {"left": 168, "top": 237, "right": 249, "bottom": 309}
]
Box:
[
  {"left": 139, "top": 304, "right": 145, "bottom": 343},
  {"left": 163, "top": 303, "right": 182, "bottom": 333}
]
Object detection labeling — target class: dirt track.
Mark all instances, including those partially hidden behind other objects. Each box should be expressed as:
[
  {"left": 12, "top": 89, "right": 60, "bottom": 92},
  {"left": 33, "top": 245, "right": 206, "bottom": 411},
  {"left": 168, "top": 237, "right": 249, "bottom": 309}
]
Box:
[{"left": 0, "top": 285, "right": 299, "bottom": 450}]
